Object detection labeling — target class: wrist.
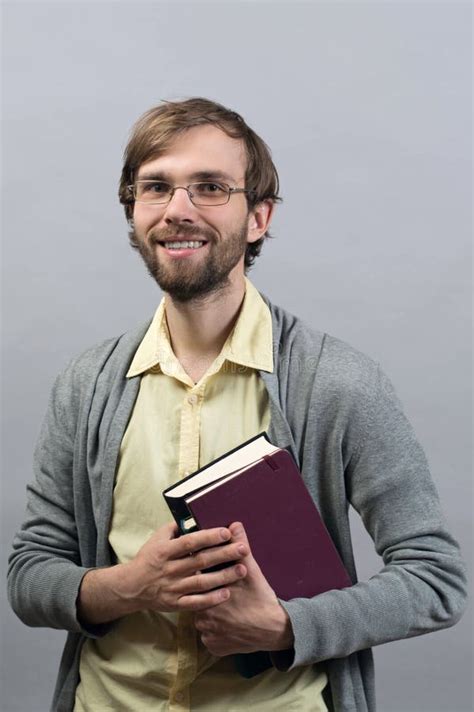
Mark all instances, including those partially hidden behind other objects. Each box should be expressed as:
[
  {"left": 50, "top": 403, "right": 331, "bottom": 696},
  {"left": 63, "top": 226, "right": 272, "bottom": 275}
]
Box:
[
  {"left": 77, "top": 563, "right": 140, "bottom": 625},
  {"left": 107, "top": 560, "right": 147, "bottom": 615},
  {"left": 267, "top": 602, "right": 295, "bottom": 651}
]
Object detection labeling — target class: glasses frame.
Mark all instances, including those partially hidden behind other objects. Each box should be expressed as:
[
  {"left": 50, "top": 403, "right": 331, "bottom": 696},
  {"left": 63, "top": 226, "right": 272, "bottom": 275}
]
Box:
[{"left": 127, "top": 180, "right": 257, "bottom": 207}]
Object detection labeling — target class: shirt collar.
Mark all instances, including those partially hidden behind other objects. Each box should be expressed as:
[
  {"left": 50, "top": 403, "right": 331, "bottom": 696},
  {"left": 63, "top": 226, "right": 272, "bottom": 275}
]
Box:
[{"left": 126, "top": 277, "right": 273, "bottom": 379}]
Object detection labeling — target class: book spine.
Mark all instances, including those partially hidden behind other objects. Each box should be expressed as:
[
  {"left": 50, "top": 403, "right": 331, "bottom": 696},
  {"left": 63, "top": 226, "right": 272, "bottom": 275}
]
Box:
[{"left": 163, "top": 495, "right": 198, "bottom": 535}]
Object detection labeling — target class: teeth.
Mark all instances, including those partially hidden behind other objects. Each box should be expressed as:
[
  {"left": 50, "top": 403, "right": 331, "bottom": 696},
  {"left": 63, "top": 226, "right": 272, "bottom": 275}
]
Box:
[{"left": 164, "top": 240, "right": 205, "bottom": 249}]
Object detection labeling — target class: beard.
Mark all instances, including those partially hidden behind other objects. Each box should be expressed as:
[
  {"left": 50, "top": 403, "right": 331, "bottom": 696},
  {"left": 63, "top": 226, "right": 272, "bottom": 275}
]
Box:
[{"left": 129, "top": 219, "right": 249, "bottom": 303}]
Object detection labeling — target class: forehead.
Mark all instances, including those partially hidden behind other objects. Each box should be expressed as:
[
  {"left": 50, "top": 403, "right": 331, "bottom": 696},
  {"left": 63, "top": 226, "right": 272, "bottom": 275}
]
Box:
[{"left": 137, "top": 124, "right": 247, "bottom": 181}]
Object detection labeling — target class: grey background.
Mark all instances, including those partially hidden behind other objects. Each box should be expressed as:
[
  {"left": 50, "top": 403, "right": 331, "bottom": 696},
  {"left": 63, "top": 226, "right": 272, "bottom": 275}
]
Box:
[{"left": 1, "top": 1, "right": 471, "bottom": 711}]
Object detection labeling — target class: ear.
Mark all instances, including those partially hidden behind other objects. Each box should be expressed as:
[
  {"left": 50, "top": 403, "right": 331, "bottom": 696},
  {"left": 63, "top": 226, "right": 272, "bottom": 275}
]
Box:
[{"left": 247, "top": 200, "right": 275, "bottom": 244}]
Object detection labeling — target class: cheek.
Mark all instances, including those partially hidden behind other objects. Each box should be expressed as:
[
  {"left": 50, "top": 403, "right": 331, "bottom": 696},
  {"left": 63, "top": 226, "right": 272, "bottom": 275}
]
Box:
[{"left": 133, "top": 206, "right": 161, "bottom": 233}]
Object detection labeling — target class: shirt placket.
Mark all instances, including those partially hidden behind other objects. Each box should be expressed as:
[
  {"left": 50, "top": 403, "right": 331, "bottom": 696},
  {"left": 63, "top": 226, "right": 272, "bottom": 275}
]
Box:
[{"left": 169, "top": 384, "right": 205, "bottom": 712}]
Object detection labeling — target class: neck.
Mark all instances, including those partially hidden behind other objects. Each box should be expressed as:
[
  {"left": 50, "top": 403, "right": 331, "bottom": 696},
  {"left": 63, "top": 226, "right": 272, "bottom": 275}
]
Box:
[{"left": 164, "top": 272, "right": 247, "bottom": 363}]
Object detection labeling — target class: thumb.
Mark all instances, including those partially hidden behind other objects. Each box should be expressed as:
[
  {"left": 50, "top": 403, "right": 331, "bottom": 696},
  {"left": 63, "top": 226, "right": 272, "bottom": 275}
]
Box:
[
  {"left": 229, "top": 522, "right": 261, "bottom": 575},
  {"left": 229, "top": 521, "right": 249, "bottom": 546},
  {"left": 229, "top": 522, "right": 277, "bottom": 599}
]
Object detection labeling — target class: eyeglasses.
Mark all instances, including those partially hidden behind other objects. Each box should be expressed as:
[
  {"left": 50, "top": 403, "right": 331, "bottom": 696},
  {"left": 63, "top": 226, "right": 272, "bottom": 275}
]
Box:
[{"left": 128, "top": 180, "right": 256, "bottom": 207}]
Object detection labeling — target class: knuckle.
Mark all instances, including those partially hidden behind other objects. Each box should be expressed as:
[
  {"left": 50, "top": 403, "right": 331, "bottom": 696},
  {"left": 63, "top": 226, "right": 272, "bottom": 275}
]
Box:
[
  {"left": 162, "top": 589, "right": 174, "bottom": 603},
  {"left": 175, "top": 595, "right": 188, "bottom": 610},
  {"left": 181, "top": 595, "right": 199, "bottom": 611},
  {"left": 194, "top": 553, "right": 207, "bottom": 570},
  {"left": 191, "top": 530, "right": 210, "bottom": 547},
  {"left": 194, "top": 573, "right": 207, "bottom": 591},
  {"left": 154, "top": 541, "right": 167, "bottom": 557},
  {"left": 159, "top": 569, "right": 173, "bottom": 586},
  {"left": 152, "top": 550, "right": 166, "bottom": 569},
  {"left": 182, "top": 537, "right": 194, "bottom": 554},
  {"left": 225, "top": 565, "right": 239, "bottom": 581}
]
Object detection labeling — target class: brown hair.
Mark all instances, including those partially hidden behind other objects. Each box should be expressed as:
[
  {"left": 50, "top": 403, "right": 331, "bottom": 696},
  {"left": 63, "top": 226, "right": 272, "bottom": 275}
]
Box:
[{"left": 119, "top": 97, "right": 281, "bottom": 270}]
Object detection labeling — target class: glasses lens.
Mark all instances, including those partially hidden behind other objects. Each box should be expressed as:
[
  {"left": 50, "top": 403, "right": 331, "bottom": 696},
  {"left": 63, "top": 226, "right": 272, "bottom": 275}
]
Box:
[
  {"left": 135, "top": 181, "right": 172, "bottom": 203},
  {"left": 190, "top": 182, "right": 229, "bottom": 206}
]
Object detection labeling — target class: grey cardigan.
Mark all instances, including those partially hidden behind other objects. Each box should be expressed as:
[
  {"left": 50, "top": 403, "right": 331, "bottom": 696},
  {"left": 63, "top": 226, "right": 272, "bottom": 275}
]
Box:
[{"left": 8, "top": 297, "right": 467, "bottom": 712}]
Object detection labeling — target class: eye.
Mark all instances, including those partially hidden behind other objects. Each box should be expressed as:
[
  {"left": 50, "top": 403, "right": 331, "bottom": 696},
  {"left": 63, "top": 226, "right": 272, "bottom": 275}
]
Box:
[
  {"left": 194, "top": 182, "right": 227, "bottom": 195},
  {"left": 142, "top": 181, "right": 170, "bottom": 194}
]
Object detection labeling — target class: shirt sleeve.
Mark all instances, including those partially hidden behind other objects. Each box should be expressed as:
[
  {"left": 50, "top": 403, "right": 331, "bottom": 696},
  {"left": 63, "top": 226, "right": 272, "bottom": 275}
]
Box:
[
  {"left": 279, "top": 365, "right": 467, "bottom": 668},
  {"left": 7, "top": 366, "right": 109, "bottom": 638}
]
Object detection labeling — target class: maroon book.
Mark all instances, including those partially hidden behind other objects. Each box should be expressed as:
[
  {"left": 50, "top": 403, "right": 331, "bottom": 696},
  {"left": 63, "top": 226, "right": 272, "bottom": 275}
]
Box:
[{"left": 164, "top": 434, "right": 351, "bottom": 600}]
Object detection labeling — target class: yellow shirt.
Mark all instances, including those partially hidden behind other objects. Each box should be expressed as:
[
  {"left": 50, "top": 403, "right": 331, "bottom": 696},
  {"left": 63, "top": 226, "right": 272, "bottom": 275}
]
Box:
[{"left": 75, "top": 278, "right": 328, "bottom": 712}]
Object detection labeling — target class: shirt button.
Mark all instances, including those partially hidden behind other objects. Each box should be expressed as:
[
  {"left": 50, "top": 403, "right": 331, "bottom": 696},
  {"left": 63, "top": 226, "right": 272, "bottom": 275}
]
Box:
[{"left": 187, "top": 394, "right": 198, "bottom": 405}]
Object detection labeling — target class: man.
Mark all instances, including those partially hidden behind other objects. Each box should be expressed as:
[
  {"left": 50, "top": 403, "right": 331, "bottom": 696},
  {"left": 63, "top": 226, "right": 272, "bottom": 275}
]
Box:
[{"left": 8, "top": 98, "right": 466, "bottom": 712}]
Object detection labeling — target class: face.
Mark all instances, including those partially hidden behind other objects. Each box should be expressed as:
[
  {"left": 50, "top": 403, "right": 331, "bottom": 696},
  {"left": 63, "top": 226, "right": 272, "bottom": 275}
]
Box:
[{"left": 130, "top": 125, "right": 271, "bottom": 303}]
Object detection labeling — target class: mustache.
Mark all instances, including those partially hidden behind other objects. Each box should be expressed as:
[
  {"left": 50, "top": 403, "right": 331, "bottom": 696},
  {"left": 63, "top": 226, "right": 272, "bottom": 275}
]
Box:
[{"left": 149, "top": 225, "right": 215, "bottom": 245}]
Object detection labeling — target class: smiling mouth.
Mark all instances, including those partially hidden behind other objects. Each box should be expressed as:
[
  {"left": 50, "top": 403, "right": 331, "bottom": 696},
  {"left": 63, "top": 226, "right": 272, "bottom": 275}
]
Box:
[{"left": 158, "top": 240, "right": 207, "bottom": 250}]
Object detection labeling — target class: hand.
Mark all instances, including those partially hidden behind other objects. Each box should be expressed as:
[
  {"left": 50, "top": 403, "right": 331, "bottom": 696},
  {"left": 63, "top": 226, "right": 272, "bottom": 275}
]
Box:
[
  {"left": 126, "top": 522, "right": 249, "bottom": 613},
  {"left": 78, "top": 522, "right": 249, "bottom": 625},
  {"left": 194, "top": 523, "right": 294, "bottom": 656}
]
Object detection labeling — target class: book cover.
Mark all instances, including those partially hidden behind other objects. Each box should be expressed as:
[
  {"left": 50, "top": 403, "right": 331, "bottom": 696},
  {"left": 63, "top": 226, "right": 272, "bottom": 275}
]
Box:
[
  {"left": 185, "top": 448, "right": 351, "bottom": 600},
  {"left": 163, "top": 436, "right": 351, "bottom": 601}
]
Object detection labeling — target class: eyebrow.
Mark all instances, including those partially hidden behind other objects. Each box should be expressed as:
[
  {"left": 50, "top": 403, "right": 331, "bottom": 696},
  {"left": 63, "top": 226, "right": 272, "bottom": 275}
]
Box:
[{"left": 136, "top": 169, "right": 238, "bottom": 184}]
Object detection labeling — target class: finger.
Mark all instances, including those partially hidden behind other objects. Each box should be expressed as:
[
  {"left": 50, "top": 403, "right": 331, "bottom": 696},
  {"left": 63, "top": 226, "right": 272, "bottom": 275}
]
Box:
[
  {"left": 177, "top": 587, "right": 231, "bottom": 612},
  {"left": 177, "top": 563, "right": 247, "bottom": 595},
  {"left": 228, "top": 523, "right": 261, "bottom": 576},
  {"left": 229, "top": 522, "right": 249, "bottom": 545},
  {"left": 168, "top": 527, "right": 232, "bottom": 558},
  {"left": 170, "top": 541, "right": 247, "bottom": 578},
  {"left": 171, "top": 540, "right": 248, "bottom": 577},
  {"left": 153, "top": 521, "right": 179, "bottom": 541}
]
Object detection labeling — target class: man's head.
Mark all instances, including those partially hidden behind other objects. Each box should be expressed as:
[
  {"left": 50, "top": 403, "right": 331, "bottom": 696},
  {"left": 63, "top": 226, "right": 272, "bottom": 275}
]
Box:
[{"left": 119, "top": 98, "right": 280, "bottom": 301}]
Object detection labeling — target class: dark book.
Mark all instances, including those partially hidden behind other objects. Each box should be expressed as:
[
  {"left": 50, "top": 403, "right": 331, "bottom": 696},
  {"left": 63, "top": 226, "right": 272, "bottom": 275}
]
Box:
[{"left": 163, "top": 433, "right": 351, "bottom": 601}]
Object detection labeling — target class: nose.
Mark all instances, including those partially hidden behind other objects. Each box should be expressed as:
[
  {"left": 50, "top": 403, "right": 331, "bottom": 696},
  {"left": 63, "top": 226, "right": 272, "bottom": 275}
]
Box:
[{"left": 162, "top": 186, "right": 197, "bottom": 225}]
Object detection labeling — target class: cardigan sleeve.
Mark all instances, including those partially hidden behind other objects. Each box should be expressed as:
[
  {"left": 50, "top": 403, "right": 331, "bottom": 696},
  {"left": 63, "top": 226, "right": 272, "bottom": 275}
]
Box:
[
  {"left": 7, "top": 366, "right": 107, "bottom": 638},
  {"left": 279, "top": 365, "right": 467, "bottom": 668}
]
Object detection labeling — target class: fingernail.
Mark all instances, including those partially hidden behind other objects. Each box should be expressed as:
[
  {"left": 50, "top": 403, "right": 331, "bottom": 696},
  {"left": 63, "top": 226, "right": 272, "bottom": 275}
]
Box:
[
  {"left": 220, "top": 588, "right": 230, "bottom": 600},
  {"left": 220, "top": 529, "right": 230, "bottom": 541},
  {"left": 237, "top": 544, "right": 246, "bottom": 554},
  {"left": 235, "top": 564, "right": 245, "bottom": 576}
]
